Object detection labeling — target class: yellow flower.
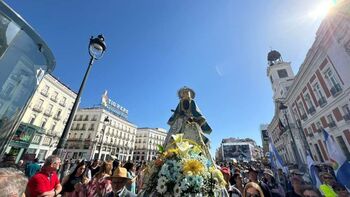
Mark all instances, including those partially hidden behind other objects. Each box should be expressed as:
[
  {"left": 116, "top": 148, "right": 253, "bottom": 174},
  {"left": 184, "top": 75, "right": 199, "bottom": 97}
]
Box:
[
  {"left": 183, "top": 159, "right": 205, "bottom": 175},
  {"left": 209, "top": 167, "right": 227, "bottom": 187},
  {"left": 192, "top": 145, "right": 202, "bottom": 154},
  {"left": 163, "top": 148, "right": 179, "bottom": 158},
  {"left": 176, "top": 141, "right": 193, "bottom": 154}
]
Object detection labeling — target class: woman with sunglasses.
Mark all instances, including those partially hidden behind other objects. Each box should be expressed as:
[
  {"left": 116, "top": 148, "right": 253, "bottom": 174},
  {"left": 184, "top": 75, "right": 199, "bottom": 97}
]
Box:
[
  {"left": 319, "top": 172, "right": 337, "bottom": 197},
  {"left": 243, "top": 182, "right": 265, "bottom": 197}
]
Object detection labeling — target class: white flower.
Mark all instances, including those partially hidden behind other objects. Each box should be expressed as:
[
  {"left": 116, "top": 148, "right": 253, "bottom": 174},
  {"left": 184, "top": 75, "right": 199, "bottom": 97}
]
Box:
[
  {"left": 173, "top": 183, "right": 182, "bottom": 197},
  {"left": 158, "top": 176, "right": 168, "bottom": 185},
  {"left": 180, "top": 177, "right": 189, "bottom": 191},
  {"left": 156, "top": 180, "right": 168, "bottom": 194}
]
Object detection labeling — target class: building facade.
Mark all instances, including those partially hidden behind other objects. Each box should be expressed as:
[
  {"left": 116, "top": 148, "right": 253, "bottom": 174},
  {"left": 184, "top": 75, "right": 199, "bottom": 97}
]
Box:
[
  {"left": 0, "top": 1, "right": 55, "bottom": 158},
  {"left": 133, "top": 128, "right": 167, "bottom": 162},
  {"left": 267, "top": 0, "right": 350, "bottom": 166},
  {"left": 65, "top": 107, "right": 137, "bottom": 161},
  {"left": 5, "top": 74, "right": 76, "bottom": 161}
]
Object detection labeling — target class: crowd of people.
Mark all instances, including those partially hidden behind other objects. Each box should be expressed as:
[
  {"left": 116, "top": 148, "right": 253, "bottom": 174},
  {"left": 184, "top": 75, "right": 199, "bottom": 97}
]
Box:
[
  {"left": 217, "top": 161, "right": 349, "bottom": 197},
  {"left": 0, "top": 154, "right": 349, "bottom": 197}
]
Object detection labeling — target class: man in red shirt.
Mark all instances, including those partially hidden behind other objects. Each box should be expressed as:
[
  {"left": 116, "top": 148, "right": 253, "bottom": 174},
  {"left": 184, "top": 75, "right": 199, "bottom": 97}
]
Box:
[{"left": 26, "top": 155, "right": 62, "bottom": 197}]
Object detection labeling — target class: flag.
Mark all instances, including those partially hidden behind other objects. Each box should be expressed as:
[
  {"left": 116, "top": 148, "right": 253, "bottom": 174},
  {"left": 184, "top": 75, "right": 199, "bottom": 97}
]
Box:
[
  {"left": 307, "top": 154, "right": 321, "bottom": 188},
  {"left": 278, "top": 119, "right": 286, "bottom": 132},
  {"left": 269, "top": 137, "right": 287, "bottom": 173},
  {"left": 323, "top": 129, "right": 350, "bottom": 189}
]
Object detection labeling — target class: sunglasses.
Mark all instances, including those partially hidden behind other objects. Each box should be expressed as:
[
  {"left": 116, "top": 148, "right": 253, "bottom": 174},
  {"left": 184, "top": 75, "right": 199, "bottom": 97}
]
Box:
[
  {"left": 304, "top": 195, "right": 319, "bottom": 197},
  {"left": 323, "top": 176, "right": 333, "bottom": 180},
  {"left": 246, "top": 192, "right": 260, "bottom": 197}
]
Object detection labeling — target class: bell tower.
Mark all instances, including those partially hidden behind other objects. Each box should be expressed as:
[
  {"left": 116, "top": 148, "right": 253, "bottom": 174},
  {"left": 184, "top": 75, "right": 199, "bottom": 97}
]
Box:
[{"left": 266, "top": 50, "right": 295, "bottom": 101}]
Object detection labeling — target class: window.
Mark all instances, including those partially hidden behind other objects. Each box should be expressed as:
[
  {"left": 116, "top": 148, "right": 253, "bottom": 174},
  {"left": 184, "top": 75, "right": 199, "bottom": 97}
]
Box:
[
  {"left": 84, "top": 115, "right": 89, "bottom": 121},
  {"left": 42, "top": 137, "right": 51, "bottom": 145},
  {"left": 79, "top": 133, "right": 83, "bottom": 140},
  {"left": 327, "top": 114, "right": 336, "bottom": 127},
  {"left": 41, "top": 85, "right": 49, "bottom": 95},
  {"left": 32, "top": 135, "right": 41, "bottom": 144},
  {"left": 342, "top": 104, "right": 350, "bottom": 120},
  {"left": 89, "top": 124, "right": 95, "bottom": 130},
  {"left": 29, "top": 114, "right": 36, "bottom": 124},
  {"left": 82, "top": 124, "right": 86, "bottom": 130},
  {"left": 60, "top": 97, "right": 66, "bottom": 106},
  {"left": 314, "top": 144, "right": 324, "bottom": 162},
  {"left": 45, "top": 104, "right": 53, "bottom": 115},
  {"left": 51, "top": 91, "right": 58, "bottom": 101},
  {"left": 41, "top": 118, "right": 47, "bottom": 129},
  {"left": 336, "top": 136, "right": 350, "bottom": 160},
  {"left": 34, "top": 99, "right": 44, "bottom": 110},
  {"left": 325, "top": 68, "right": 340, "bottom": 88},
  {"left": 277, "top": 69, "right": 288, "bottom": 78},
  {"left": 316, "top": 121, "right": 322, "bottom": 130},
  {"left": 55, "top": 109, "right": 62, "bottom": 119},
  {"left": 313, "top": 83, "right": 324, "bottom": 99},
  {"left": 50, "top": 122, "right": 56, "bottom": 132}
]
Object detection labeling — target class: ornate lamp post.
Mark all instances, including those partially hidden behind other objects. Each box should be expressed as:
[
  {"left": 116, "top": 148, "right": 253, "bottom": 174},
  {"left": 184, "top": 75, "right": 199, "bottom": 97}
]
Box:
[{"left": 53, "top": 35, "right": 107, "bottom": 156}]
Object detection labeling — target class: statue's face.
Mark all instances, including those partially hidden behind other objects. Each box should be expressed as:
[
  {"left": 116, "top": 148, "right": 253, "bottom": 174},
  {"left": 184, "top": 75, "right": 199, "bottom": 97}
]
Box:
[{"left": 181, "top": 90, "right": 191, "bottom": 100}]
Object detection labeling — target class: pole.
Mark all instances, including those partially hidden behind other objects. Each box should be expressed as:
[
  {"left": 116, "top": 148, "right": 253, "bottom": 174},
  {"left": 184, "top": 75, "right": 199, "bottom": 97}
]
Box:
[
  {"left": 53, "top": 57, "right": 95, "bottom": 156},
  {"left": 284, "top": 111, "right": 304, "bottom": 171},
  {"left": 97, "top": 123, "right": 107, "bottom": 160}
]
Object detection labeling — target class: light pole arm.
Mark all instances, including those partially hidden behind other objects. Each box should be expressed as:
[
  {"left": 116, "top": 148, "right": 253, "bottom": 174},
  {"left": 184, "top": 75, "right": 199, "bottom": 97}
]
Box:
[{"left": 53, "top": 57, "right": 95, "bottom": 156}]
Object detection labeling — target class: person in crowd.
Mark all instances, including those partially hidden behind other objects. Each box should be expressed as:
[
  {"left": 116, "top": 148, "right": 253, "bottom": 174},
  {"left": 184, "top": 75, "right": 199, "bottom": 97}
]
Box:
[
  {"left": 300, "top": 185, "right": 322, "bottom": 197},
  {"left": 17, "top": 160, "right": 25, "bottom": 171},
  {"left": 221, "top": 167, "right": 232, "bottom": 190},
  {"left": 333, "top": 183, "right": 350, "bottom": 197},
  {"left": 112, "top": 159, "right": 120, "bottom": 174},
  {"left": 89, "top": 159, "right": 100, "bottom": 178},
  {"left": 106, "top": 167, "right": 136, "bottom": 197},
  {"left": 0, "top": 167, "right": 28, "bottom": 197},
  {"left": 136, "top": 162, "right": 146, "bottom": 194},
  {"left": 124, "top": 162, "right": 137, "bottom": 194},
  {"left": 263, "top": 168, "right": 285, "bottom": 197},
  {"left": 277, "top": 169, "right": 288, "bottom": 192},
  {"left": 60, "top": 159, "right": 72, "bottom": 180},
  {"left": 286, "top": 175, "right": 304, "bottom": 197},
  {"left": 243, "top": 182, "right": 265, "bottom": 197},
  {"left": 86, "top": 161, "right": 113, "bottom": 197},
  {"left": 25, "top": 158, "right": 41, "bottom": 178},
  {"left": 229, "top": 172, "right": 244, "bottom": 197},
  {"left": 26, "top": 155, "right": 62, "bottom": 197},
  {"left": 248, "top": 166, "right": 272, "bottom": 197},
  {"left": 318, "top": 172, "right": 337, "bottom": 197},
  {"left": 61, "top": 161, "right": 89, "bottom": 197}
]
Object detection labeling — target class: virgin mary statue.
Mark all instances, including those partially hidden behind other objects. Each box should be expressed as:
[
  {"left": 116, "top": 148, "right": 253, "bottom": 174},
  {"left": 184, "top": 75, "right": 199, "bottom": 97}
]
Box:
[{"left": 140, "top": 87, "right": 228, "bottom": 197}]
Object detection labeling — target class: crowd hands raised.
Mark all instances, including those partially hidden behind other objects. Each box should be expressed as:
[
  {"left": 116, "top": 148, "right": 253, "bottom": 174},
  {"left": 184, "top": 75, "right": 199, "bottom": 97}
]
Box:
[{"left": 0, "top": 154, "right": 349, "bottom": 197}]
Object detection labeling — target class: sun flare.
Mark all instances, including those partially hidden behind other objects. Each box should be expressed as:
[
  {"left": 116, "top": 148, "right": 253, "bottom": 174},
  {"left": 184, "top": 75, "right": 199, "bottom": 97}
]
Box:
[{"left": 308, "top": 1, "right": 334, "bottom": 20}]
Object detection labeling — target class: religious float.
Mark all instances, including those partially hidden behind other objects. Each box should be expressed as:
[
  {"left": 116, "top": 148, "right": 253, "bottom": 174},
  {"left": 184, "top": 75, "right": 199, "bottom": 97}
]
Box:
[{"left": 139, "top": 87, "right": 229, "bottom": 197}]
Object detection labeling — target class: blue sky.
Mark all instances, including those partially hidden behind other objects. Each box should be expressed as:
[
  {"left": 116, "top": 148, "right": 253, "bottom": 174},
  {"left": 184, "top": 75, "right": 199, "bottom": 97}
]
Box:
[{"left": 6, "top": 0, "right": 326, "bottom": 154}]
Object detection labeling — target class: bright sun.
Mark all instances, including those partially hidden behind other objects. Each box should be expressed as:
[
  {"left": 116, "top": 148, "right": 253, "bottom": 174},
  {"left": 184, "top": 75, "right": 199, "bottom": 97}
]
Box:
[{"left": 308, "top": 1, "right": 334, "bottom": 20}]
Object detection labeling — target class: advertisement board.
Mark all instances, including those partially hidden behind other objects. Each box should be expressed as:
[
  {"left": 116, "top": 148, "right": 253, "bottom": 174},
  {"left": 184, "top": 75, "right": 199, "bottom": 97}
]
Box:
[{"left": 222, "top": 144, "right": 252, "bottom": 161}]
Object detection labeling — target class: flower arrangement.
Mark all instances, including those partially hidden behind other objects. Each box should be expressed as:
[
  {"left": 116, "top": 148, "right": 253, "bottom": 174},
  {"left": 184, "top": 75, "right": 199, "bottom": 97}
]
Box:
[{"left": 142, "top": 134, "right": 226, "bottom": 196}]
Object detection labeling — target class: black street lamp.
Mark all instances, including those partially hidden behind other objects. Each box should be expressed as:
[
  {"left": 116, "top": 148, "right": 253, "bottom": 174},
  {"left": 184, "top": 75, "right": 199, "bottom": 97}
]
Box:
[
  {"left": 53, "top": 35, "right": 107, "bottom": 156},
  {"left": 279, "top": 102, "right": 304, "bottom": 171}
]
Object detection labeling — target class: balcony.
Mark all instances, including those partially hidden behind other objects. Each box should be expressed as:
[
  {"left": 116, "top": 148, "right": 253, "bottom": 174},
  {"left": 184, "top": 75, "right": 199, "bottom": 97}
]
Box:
[
  {"left": 318, "top": 97, "right": 327, "bottom": 107},
  {"left": 50, "top": 96, "right": 58, "bottom": 102},
  {"left": 301, "top": 113, "right": 308, "bottom": 121},
  {"left": 53, "top": 115, "right": 61, "bottom": 121},
  {"left": 328, "top": 121, "right": 336, "bottom": 128},
  {"left": 44, "top": 111, "right": 52, "bottom": 117},
  {"left": 59, "top": 101, "right": 66, "bottom": 107},
  {"left": 343, "top": 113, "right": 350, "bottom": 121},
  {"left": 308, "top": 106, "right": 316, "bottom": 115},
  {"left": 330, "top": 84, "right": 342, "bottom": 97},
  {"left": 33, "top": 106, "right": 43, "bottom": 113},
  {"left": 40, "top": 91, "right": 48, "bottom": 97}
]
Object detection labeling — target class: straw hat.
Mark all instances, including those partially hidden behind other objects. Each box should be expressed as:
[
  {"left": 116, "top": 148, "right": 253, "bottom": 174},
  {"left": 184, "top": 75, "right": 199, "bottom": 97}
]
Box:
[{"left": 107, "top": 167, "right": 131, "bottom": 181}]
